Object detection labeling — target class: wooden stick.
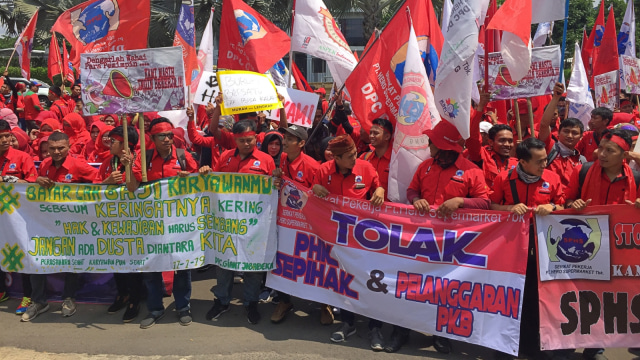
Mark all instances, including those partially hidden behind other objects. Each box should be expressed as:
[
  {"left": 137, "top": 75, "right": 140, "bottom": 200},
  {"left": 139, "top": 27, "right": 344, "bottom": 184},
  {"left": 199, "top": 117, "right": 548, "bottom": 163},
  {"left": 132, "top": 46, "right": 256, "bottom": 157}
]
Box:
[
  {"left": 4, "top": 47, "right": 17, "bottom": 73},
  {"left": 513, "top": 99, "right": 523, "bottom": 143},
  {"left": 137, "top": 113, "right": 147, "bottom": 182},
  {"left": 122, "top": 114, "right": 132, "bottom": 184},
  {"left": 526, "top": 98, "right": 535, "bottom": 137}
]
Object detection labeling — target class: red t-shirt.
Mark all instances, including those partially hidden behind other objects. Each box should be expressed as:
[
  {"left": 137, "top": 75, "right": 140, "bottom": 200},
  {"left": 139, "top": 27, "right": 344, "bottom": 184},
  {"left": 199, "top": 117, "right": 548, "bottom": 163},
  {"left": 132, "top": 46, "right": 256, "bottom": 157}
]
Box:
[
  {"left": 407, "top": 156, "right": 488, "bottom": 206},
  {"left": 489, "top": 168, "right": 565, "bottom": 207},
  {"left": 359, "top": 146, "right": 392, "bottom": 199},
  {"left": 132, "top": 146, "right": 199, "bottom": 182},
  {"left": 313, "top": 159, "right": 380, "bottom": 200},
  {"left": 215, "top": 147, "right": 275, "bottom": 175},
  {"left": 23, "top": 92, "right": 41, "bottom": 120},
  {"left": 280, "top": 152, "right": 319, "bottom": 188},
  {"left": 545, "top": 138, "right": 584, "bottom": 190},
  {"left": 0, "top": 147, "right": 38, "bottom": 182},
  {"left": 38, "top": 155, "right": 98, "bottom": 183},
  {"left": 576, "top": 131, "right": 601, "bottom": 162}
]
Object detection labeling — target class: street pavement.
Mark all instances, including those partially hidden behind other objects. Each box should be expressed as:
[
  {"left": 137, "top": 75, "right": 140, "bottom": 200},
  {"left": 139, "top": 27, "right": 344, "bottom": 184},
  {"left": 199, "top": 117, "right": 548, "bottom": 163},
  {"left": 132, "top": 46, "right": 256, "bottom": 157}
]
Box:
[{"left": 0, "top": 270, "right": 637, "bottom": 360}]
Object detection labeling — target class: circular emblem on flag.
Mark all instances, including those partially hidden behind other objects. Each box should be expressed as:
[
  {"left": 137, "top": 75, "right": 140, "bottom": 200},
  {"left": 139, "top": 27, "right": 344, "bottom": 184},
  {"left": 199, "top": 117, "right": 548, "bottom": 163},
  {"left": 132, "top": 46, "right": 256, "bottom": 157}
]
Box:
[
  {"left": 234, "top": 10, "right": 267, "bottom": 45},
  {"left": 318, "top": 8, "right": 351, "bottom": 52},
  {"left": 440, "top": 98, "right": 460, "bottom": 119},
  {"left": 390, "top": 37, "right": 429, "bottom": 84},
  {"left": 594, "top": 25, "right": 605, "bottom": 46},
  {"left": 71, "top": 0, "right": 120, "bottom": 46}
]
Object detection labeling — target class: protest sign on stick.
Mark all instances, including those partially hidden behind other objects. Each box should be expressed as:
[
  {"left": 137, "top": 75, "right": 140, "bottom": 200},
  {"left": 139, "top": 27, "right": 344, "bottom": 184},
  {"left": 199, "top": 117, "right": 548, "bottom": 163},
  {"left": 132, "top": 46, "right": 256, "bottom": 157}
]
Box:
[
  {"left": 620, "top": 55, "right": 640, "bottom": 95},
  {"left": 81, "top": 47, "right": 186, "bottom": 115},
  {"left": 264, "top": 86, "right": 319, "bottom": 127},
  {"left": 593, "top": 71, "right": 619, "bottom": 110},
  {"left": 217, "top": 70, "right": 282, "bottom": 115},
  {"left": 193, "top": 71, "right": 220, "bottom": 106}
]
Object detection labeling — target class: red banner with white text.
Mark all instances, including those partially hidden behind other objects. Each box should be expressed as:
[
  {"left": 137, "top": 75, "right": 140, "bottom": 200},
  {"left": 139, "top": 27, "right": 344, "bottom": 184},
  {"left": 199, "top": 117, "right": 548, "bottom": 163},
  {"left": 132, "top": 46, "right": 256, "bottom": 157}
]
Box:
[{"left": 536, "top": 206, "right": 640, "bottom": 350}]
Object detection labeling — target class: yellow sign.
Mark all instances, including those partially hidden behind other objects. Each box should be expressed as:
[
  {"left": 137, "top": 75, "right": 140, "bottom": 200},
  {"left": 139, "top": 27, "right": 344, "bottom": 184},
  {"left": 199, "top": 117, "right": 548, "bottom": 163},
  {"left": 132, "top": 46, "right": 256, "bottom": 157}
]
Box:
[{"left": 217, "top": 70, "right": 283, "bottom": 116}]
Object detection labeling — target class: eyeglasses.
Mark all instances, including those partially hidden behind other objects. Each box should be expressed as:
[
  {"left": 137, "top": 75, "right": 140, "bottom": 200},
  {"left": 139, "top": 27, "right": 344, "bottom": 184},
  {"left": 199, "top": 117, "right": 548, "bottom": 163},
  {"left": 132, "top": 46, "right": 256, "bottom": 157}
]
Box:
[
  {"left": 109, "top": 138, "right": 121, "bottom": 144},
  {"left": 154, "top": 133, "right": 174, "bottom": 141}
]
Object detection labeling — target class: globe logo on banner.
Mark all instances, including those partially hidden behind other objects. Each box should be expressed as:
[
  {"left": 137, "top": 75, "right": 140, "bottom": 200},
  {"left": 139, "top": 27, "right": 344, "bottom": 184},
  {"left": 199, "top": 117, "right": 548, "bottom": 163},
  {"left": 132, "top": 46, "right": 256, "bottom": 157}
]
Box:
[
  {"left": 594, "top": 25, "right": 605, "bottom": 46},
  {"left": 390, "top": 37, "right": 430, "bottom": 86},
  {"left": 547, "top": 219, "right": 602, "bottom": 263},
  {"left": 71, "top": 0, "right": 120, "bottom": 46},
  {"left": 280, "top": 184, "right": 308, "bottom": 210},
  {"left": 234, "top": 10, "right": 267, "bottom": 45}
]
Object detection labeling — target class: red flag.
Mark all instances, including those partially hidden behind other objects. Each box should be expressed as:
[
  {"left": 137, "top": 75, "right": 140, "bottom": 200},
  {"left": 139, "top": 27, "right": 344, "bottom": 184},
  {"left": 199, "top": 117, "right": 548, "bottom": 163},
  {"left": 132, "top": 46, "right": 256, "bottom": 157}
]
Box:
[
  {"left": 345, "top": 0, "right": 443, "bottom": 132},
  {"left": 487, "top": 0, "right": 532, "bottom": 82},
  {"left": 173, "top": 0, "right": 198, "bottom": 87},
  {"left": 51, "top": 0, "right": 150, "bottom": 73},
  {"left": 47, "top": 33, "right": 63, "bottom": 83},
  {"left": 15, "top": 11, "right": 39, "bottom": 80},
  {"left": 291, "top": 62, "right": 312, "bottom": 92},
  {"left": 592, "top": 6, "right": 618, "bottom": 77},
  {"left": 62, "top": 40, "right": 75, "bottom": 84},
  {"left": 584, "top": 1, "right": 604, "bottom": 87},
  {"left": 218, "top": 0, "right": 290, "bottom": 73}
]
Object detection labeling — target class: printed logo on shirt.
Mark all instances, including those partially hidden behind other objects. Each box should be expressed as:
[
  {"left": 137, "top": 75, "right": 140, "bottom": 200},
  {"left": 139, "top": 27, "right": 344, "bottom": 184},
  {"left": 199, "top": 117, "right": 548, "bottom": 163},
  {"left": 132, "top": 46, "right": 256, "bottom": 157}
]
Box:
[
  {"left": 176, "top": 159, "right": 181, "bottom": 166},
  {"left": 510, "top": 165, "right": 516, "bottom": 169},
  {"left": 9, "top": 163, "right": 16, "bottom": 170},
  {"left": 355, "top": 175, "right": 362, "bottom": 183},
  {"left": 253, "top": 160, "right": 261, "bottom": 167},
  {"left": 455, "top": 170, "right": 464, "bottom": 177},
  {"left": 542, "top": 182, "right": 550, "bottom": 189},
  {"left": 296, "top": 170, "right": 303, "bottom": 179},
  {"left": 65, "top": 173, "right": 73, "bottom": 181}
]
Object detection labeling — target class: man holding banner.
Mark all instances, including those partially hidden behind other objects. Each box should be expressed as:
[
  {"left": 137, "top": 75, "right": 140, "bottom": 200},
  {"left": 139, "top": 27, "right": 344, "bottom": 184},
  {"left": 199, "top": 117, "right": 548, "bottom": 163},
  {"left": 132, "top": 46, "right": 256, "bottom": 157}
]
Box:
[{"left": 122, "top": 118, "right": 199, "bottom": 329}]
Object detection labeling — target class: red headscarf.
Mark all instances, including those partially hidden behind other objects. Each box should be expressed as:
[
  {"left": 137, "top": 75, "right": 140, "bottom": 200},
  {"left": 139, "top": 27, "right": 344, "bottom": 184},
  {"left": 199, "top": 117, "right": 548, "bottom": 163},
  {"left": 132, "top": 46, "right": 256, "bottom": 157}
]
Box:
[
  {"left": 35, "top": 111, "right": 59, "bottom": 125},
  {"left": 38, "top": 135, "right": 50, "bottom": 161},
  {"left": 83, "top": 121, "right": 105, "bottom": 160},
  {"left": 63, "top": 112, "right": 92, "bottom": 156},
  {"left": 88, "top": 123, "right": 114, "bottom": 163},
  {"left": 11, "top": 128, "right": 34, "bottom": 156},
  {"left": 172, "top": 127, "right": 187, "bottom": 149}
]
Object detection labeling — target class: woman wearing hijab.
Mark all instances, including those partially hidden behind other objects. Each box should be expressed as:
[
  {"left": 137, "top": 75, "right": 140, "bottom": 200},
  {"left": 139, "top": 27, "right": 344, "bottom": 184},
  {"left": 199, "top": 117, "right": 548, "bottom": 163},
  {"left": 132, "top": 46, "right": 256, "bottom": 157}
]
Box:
[
  {"left": 260, "top": 130, "right": 284, "bottom": 167},
  {"left": 11, "top": 128, "right": 35, "bottom": 156},
  {"left": 87, "top": 123, "right": 114, "bottom": 163},
  {"left": 62, "top": 112, "right": 92, "bottom": 156},
  {"left": 0, "top": 108, "right": 19, "bottom": 129},
  {"left": 83, "top": 121, "right": 106, "bottom": 160}
]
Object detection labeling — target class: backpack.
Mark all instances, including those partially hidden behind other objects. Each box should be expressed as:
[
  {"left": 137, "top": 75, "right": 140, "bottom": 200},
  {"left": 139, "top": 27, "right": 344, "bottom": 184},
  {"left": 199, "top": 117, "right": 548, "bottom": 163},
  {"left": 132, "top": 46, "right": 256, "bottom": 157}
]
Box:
[{"left": 576, "top": 162, "right": 640, "bottom": 196}]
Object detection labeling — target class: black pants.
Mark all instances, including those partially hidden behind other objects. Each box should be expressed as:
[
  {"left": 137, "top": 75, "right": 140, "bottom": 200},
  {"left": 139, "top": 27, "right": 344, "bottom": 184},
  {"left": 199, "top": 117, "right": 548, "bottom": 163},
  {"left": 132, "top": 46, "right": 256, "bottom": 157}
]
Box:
[
  {"left": 0, "top": 271, "right": 32, "bottom": 297},
  {"left": 114, "top": 273, "right": 144, "bottom": 304}
]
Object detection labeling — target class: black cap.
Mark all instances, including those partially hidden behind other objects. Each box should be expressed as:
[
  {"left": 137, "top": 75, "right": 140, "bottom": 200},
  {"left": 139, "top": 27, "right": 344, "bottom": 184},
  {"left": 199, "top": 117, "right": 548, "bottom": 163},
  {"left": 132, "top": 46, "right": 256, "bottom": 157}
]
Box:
[{"left": 280, "top": 125, "right": 308, "bottom": 141}]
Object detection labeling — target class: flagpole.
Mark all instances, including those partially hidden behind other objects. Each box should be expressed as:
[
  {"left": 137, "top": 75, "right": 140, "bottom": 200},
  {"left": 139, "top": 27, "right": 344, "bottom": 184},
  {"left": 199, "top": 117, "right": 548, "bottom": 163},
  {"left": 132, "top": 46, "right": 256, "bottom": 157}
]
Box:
[
  {"left": 122, "top": 114, "right": 131, "bottom": 185},
  {"left": 3, "top": 48, "right": 17, "bottom": 73},
  {"left": 288, "top": 7, "right": 295, "bottom": 88},
  {"left": 513, "top": 99, "right": 523, "bottom": 143},
  {"left": 559, "top": 0, "right": 569, "bottom": 82}
]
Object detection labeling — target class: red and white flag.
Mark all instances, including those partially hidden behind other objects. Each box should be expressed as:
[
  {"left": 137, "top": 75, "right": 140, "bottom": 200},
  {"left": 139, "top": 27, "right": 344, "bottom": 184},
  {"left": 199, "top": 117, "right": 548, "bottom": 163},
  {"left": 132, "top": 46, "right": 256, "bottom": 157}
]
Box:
[
  {"left": 218, "top": 0, "right": 290, "bottom": 73},
  {"left": 52, "top": 0, "right": 151, "bottom": 72},
  {"left": 15, "top": 11, "right": 39, "bottom": 80},
  {"left": 191, "top": 9, "right": 215, "bottom": 96},
  {"left": 173, "top": 0, "right": 198, "bottom": 88},
  {"left": 63, "top": 40, "right": 75, "bottom": 84},
  {"left": 487, "top": 0, "right": 532, "bottom": 83},
  {"left": 592, "top": 6, "right": 618, "bottom": 77},
  {"left": 583, "top": 0, "right": 605, "bottom": 87},
  {"left": 291, "top": 0, "right": 357, "bottom": 87},
  {"left": 387, "top": 9, "right": 440, "bottom": 203},
  {"left": 47, "top": 33, "right": 63, "bottom": 83}
]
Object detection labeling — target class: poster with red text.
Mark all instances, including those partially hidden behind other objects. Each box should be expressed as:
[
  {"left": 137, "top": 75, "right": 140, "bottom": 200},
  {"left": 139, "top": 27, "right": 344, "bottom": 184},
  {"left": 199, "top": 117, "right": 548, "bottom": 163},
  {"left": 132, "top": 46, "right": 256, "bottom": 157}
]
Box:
[
  {"left": 267, "top": 180, "right": 530, "bottom": 355},
  {"left": 536, "top": 206, "right": 640, "bottom": 350},
  {"left": 621, "top": 55, "right": 640, "bottom": 95},
  {"left": 80, "top": 47, "right": 185, "bottom": 115},
  {"left": 594, "top": 71, "right": 619, "bottom": 110}
]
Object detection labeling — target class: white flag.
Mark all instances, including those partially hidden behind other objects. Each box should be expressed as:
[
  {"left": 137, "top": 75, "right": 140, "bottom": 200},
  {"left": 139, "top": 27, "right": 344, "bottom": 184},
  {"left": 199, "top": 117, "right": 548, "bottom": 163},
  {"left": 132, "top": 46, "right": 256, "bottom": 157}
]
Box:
[
  {"left": 191, "top": 9, "right": 215, "bottom": 96},
  {"left": 567, "top": 43, "right": 594, "bottom": 128},
  {"left": 531, "top": 0, "right": 566, "bottom": 24},
  {"left": 441, "top": 0, "right": 453, "bottom": 36},
  {"left": 434, "top": 0, "right": 488, "bottom": 139},
  {"left": 618, "top": 0, "right": 636, "bottom": 56},
  {"left": 269, "top": 59, "right": 295, "bottom": 88},
  {"left": 533, "top": 22, "right": 553, "bottom": 48},
  {"left": 291, "top": 0, "right": 357, "bottom": 87},
  {"left": 387, "top": 12, "right": 440, "bottom": 204}
]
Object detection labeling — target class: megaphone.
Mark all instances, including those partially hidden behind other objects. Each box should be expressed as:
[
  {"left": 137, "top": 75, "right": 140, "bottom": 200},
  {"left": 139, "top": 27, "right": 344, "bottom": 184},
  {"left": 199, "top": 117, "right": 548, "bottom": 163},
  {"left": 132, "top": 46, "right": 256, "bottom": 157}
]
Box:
[{"left": 102, "top": 69, "right": 134, "bottom": 99}]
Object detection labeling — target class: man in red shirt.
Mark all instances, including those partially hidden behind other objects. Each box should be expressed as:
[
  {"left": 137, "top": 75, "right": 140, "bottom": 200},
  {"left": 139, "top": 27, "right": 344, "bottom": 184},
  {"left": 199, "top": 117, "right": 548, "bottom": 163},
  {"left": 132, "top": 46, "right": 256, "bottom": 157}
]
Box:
[
  {"left": 203, "top": 119, "right": 276, "bottom": 325},
  {"left": 93, "top": 125, "right": 144, "bottom": 323},
  {"left": 270, "top": 124, "right": 324, "bottom": 324},
  {"left": 22, "top": 82, "right": 42, "bottom": 129},
  {"left": 538, "top": 82, "right": 586, "bottom": 189},
  {"left": 312, "top": 135, "right": 384, "bottom": 343},
  {"left": 122, "top": 118, "right": 199, "bottom": 329},
  {"left": 0, "top": 119, "right": 37, "bottom": 312},
  {"left": 186, "top": 105, "right": 222, "bottom": 169},
  {"left": 489, "top": 137, "right": 565, "bottom": 360},
  {"left": 48, "top": 86, "right": 71, "bottom": 123},
  {"left": 577, "top": 107, "right": 613, "bottom": 162},
  {"left": 21, "top": 132, "right": 98, "bottom": 322},
  {"left": 360, "top": 118, "right": 392, "bottom": 200}
]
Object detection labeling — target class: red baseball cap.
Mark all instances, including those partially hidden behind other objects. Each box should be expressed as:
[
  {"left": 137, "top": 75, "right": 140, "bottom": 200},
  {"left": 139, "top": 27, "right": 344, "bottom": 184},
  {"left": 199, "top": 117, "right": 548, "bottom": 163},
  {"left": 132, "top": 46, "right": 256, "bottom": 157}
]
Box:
[
  {"left": 423, "top": 120, "right": 463, "bottom": 153},
  {"left": 314, "top": 87, "right": 326, "bottom": 96}
]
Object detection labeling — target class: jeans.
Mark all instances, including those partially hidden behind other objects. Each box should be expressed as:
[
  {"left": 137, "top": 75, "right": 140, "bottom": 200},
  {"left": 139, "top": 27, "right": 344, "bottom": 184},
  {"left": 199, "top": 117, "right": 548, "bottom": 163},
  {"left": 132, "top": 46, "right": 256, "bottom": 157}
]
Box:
[
  {"left": 144, "top": 270, "right": 191, "bottom": 316},
  {"left": 30, "top": 273, "right": 79, "bottom": 305},
  {"left": 213, "top": 268, "right": 262, "bottom": 306}
]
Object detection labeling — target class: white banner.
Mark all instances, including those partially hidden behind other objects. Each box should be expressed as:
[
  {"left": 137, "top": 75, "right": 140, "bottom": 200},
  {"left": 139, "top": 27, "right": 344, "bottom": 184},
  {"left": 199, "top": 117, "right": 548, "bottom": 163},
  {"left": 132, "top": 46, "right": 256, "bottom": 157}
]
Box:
[
  {"left": 620, "top": 55, "right": 640, "bottom": 95},
  {"left": 536, "top": 214, "right": 610, "bottom": 282},
  {"left": 81, "top": 47, "right": 186, "bottom": 115},
  {"left": 193, "top": 71, "right": 220, "bottom": 106},
  {"left": 594, "top": 70, "right": 619, "bottom": 110},
  {"left": 264, "top": 86, "right": 319, "bottom": 128},
  {"left": 0, "top": 174, "right": 278, "bottom": 273}
]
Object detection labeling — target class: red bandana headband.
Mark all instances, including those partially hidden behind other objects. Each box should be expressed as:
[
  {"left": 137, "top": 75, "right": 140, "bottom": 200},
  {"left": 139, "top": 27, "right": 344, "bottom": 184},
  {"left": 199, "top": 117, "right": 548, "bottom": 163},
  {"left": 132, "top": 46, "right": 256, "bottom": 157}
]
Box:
[
  {"left": 149, "top": 122, "right": 174, "bottom": 135},
  {"left": 111, "top": 134, "right": 135, "bottom": 146},
  {"left": 609, "top": 135, "right": 631, "bottom": 152},
  {"left": 233, "top": 131, "right": 256, "bottom": 139},
  {"left": 0, "top": 129, "right": 11, "bottom": 134}
]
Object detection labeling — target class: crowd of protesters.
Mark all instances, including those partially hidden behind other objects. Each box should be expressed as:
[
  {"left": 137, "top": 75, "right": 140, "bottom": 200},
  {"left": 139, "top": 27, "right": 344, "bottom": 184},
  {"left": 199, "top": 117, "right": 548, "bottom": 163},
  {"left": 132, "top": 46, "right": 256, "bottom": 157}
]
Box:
[{"left": 1, "top": 70, "right": 640, "bottom": 360}]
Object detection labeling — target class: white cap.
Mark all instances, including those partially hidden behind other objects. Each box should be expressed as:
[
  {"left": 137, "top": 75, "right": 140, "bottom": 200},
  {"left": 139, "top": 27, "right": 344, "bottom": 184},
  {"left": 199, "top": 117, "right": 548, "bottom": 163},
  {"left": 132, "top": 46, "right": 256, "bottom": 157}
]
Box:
[{"left": 479, "top": 121, "right": 493, "bottom": 134}]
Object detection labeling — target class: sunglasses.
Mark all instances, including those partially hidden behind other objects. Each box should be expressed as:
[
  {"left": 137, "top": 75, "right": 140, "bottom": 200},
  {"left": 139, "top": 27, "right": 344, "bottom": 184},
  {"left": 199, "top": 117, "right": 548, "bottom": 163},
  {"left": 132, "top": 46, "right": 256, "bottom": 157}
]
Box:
[{"left": 154, "top": 133, "right": 174, "bottom": 140}]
